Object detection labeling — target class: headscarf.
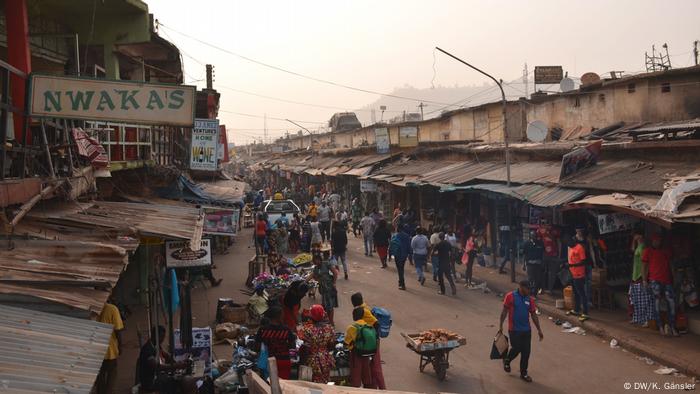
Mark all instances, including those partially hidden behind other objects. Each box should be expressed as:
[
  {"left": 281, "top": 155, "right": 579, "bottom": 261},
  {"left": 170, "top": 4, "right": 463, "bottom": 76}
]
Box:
[{"left": 310, "top": 304, "right": 326, "bottom": 322}]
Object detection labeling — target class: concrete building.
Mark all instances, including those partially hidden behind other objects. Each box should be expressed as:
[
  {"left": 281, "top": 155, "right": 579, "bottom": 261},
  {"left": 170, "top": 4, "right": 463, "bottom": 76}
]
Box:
[{"left": 268, "top": 66, "right": 700, "bottom": 153}]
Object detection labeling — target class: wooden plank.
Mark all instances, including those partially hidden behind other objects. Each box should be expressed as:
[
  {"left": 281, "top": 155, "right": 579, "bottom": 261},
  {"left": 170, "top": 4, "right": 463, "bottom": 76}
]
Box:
[
  {"left": 268, "top": 357, "right": 281, "bottom": 394},
  {"left": 244, "top": 369, "right": 272, "bottom": 394}
]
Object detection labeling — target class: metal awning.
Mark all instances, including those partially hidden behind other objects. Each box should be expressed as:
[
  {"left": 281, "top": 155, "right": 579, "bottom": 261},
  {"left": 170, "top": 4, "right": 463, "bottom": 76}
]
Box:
[
  {"left": 27, "top": 201, "right": 203, "bottom": 241},
  {"left": 0, "top": 304, "right": 113, "bottom": 394},
  {"left": 442, "top": 183, "right": 587, "bottom": 207},
  {"left": 341, "top": 166, "right": 373, "bottom": 177},
  {"left": 0, "top": 239, "right": 129, "bottom": 316}
]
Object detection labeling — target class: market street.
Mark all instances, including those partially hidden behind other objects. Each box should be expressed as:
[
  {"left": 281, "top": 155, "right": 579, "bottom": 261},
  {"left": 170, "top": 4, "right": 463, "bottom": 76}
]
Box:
[{"left": 177, "top": 228, "right": 698, "bottom": 394}]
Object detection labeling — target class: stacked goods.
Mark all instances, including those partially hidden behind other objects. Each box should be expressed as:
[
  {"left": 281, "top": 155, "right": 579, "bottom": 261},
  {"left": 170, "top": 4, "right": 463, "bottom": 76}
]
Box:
[
  {"left": 291, "top": 253, "right": 313, "bottom": 267},
  {"left": 251, "top": 272, "right": 305, "bottom": 290},
  {"left": 414, "top": 329, "right": 461, "bottom": 345}
]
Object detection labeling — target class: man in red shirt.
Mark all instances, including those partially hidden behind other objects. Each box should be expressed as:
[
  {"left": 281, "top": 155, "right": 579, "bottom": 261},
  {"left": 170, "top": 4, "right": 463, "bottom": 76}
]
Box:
[
  {"left": 567, "top": 232, "right": 589, "bottom": 321},
  {"left": 642, "top": 234, "right": 678, "bottom": 337}
]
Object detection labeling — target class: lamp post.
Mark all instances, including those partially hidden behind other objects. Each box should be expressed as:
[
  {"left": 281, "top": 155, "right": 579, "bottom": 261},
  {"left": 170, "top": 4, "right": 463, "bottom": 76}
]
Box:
[
  {"left": 435, "top": 47, "right": 511, "bottom": 187},
  {"left": 286, "top": 118, "right": 316, "bottom": 168}
]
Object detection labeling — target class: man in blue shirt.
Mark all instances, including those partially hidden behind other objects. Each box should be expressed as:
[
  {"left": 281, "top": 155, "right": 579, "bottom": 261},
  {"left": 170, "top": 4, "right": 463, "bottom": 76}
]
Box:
[{"left": 498, "top": 280, "right": 544, "bottom": 383}]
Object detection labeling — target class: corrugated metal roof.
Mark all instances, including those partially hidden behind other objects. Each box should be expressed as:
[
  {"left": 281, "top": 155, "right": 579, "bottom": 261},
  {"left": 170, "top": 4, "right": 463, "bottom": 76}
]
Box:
[
  {"left": 28, "top": 201, "right": 203, "bottom": 241},
  {"left": 0, "top": 239, "right": 129, "bottom": 314},
  {"left": 420, "top": 161, "right": 502, "bottom": 186},
  {"left": 341, "top": 166, "right": 373, "bottom": 177},
  {"left": 443, "top": 183, "right": 586, "bottom": 207},
  {"left": 477, "top": 161, "right": 562, "bottom": 184},
  {"left": 0, "top": 304, "right": 112, "bottom": 393},
  {"left": 630, "top": 119, "right": 700, "bottom": 133},
  {"left": 560, "top": 160, "right": 700, "bottom": 193}
]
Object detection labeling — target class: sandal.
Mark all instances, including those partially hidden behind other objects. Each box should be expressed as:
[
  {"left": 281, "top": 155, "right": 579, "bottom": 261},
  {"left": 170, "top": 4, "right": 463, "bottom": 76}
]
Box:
[
  {"left": 566, "top": 310, "right": 580, "bottom": 316},
  {"left": 521, "top": 375, "right": 533, "bottom": 383}
]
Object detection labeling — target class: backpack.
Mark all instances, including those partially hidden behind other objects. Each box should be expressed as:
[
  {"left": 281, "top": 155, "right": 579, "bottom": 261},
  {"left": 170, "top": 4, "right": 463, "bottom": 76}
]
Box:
[
  {"left": 353, "top": 324, "right": 378, "bottom": 356},
  {"left": 371, "top": 307, "right": 392, "bottom": 338}
]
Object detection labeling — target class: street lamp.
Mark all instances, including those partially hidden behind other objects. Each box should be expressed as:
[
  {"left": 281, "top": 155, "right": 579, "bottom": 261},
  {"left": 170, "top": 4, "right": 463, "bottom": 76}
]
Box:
[{"left": 435, "top": 47, "right": 511, "bottom": 187}]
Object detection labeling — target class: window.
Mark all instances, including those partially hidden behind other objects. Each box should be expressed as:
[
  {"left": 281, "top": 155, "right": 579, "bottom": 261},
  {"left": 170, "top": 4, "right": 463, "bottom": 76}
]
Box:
[
  {"left": 628, "top": 83, "right": 636, "bottom": 93},
  {"left": 573, "top": 97, "right": 581, "bottom": 107},
  {"left": 598, "top": 93, "right": 606, "bottom": 102},
  {"left": 661, "top": 82, "right": 671, "bottom": 93}
]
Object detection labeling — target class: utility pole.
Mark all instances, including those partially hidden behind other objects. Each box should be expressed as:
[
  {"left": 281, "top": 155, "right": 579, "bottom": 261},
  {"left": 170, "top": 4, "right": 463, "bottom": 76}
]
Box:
[
  {"left": 418, "top": 102, "right": 426, "bottom": 120},
  {"left": 523, "top": 63, "right": 529, "bottom": 98},
  {"left": 435, "top": 47, "right": 511, "bottom": 186},
  {"left": 264, "top": 113, "right": 267, "bottom": 145},
  {"left": 694, "top": 40, "right": 699, "bottom": 66}
]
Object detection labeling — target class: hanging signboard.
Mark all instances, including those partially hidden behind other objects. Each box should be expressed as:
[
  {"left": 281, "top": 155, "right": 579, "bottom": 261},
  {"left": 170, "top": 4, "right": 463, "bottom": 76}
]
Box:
[
  {"left": 534, "top": 66, "right": 564, "bottom": 85},
  {"left": 217, "top": 125, "right": 229, "bottom": 163},
  {"left": 204, "top": 208, "right": 239, "bottom": 236},
  {"left": 399, "top": 126, "right": 418, "bottom": 147},
  {"left": 29, "top": 74, "right": 195, "bottom": 127},
  {"left": 375, "top": 127, "right": 390, "bottom": 153},
  {"left": 560, "top": 140, "right": 602, "bottom": 180},
  {"left": 596, "top": 212, "right": 640, "bottom": 234},
  {"left": 360, "top": 180, "right": 377, "bottom": 193},
  {"left": 165, "top": 239, "right": 212, "bottom": 268},
  {"left": 174, "top": 327, "right": 212, "bottom": 377},
  {"left": 190, "top": 119, "right": 220, "bottom": 171}
]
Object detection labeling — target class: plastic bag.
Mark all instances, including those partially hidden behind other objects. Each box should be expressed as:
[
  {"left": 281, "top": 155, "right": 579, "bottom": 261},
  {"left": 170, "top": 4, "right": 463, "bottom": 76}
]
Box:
[{"left": 256, "top": 344, "right": 269, "bottom": 379}]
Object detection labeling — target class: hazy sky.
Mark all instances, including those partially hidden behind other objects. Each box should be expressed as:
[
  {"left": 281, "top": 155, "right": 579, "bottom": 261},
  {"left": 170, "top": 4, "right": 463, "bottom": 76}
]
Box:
[{"left": 147, "top": 0, "right": 700, "bottom": 145}]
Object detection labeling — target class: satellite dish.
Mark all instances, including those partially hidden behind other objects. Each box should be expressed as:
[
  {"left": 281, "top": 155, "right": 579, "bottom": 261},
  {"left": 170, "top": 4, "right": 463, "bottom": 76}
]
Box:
[
  {"left": 581, "top": 72, "right": 601, "bottom": 87},
  {"left": 560, "top": 77, "right": 575, "bottom": 92},
  {"left": 526, "top": 120, "right": 548, "bottom": 143}
]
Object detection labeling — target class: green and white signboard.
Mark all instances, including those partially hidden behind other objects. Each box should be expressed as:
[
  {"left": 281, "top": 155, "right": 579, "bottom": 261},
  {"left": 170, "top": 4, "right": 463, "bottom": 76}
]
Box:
[{"left": 29, "top": 74, "right": 196, "bottom": 127}]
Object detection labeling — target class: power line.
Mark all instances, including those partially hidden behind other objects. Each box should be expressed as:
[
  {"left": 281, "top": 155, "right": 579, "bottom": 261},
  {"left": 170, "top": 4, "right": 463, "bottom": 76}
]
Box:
[
  {"left": 217, "top": 85, "right": 403, "bottom": 113},
  {"left": 157, "top": 21, "right": 453, "bottom": 106},
  {"left": 218, "top": 109, "right": 327, "bottom": 124}
]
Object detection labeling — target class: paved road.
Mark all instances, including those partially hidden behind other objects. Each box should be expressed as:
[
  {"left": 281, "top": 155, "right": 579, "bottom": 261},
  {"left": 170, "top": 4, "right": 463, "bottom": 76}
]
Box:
[{"left": 194, "top": 229, "right": 697, "bottom": 394}]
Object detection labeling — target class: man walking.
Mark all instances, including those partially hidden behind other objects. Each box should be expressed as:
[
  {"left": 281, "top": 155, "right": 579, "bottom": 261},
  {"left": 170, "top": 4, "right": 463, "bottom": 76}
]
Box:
[
  {"left": 429, "top": 226, "right": 441, "bottom": 282},
  {"left": 411, "top": 227, "right": 430, "bottom": 285},
  {"left": 317, "top": 201, "right": 332, "bottom": 244},
  {"left": 434, "top": 233, "right": 456, "bottom": 295},
  {"left": 499, "top": 280, "right": 544, "bottom": 383},
  {"left": 390, "top": 225, "right": 412, "bottom": 290},
  {"left": 331, "top": 221, "right": 349, "bottom": 280},
  {"left": 351, "top": 199, "right": 363, "bottom": 237},
  {"left": 360, "top": 212, "right": 376, "bottom": 257},
  {"left": 523, "top": 230, "right": 545, "bottom": 296}
]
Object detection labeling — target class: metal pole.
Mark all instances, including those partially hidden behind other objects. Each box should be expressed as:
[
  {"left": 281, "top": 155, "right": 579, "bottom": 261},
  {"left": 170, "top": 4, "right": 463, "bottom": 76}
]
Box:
[{"left": 435, "top": 47, "right": 511, "bottom": 187}]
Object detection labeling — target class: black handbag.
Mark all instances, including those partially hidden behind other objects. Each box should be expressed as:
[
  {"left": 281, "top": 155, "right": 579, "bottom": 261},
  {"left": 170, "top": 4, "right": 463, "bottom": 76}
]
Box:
[{"left": 490, "top": 331, "right": 509, "bottom": 360}]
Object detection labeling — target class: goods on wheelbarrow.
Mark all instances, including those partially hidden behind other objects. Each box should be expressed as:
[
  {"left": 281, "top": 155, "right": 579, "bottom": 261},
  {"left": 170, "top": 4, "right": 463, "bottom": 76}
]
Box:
[{"left": 414, "top": 329, "right": 461, "bottom": 345}]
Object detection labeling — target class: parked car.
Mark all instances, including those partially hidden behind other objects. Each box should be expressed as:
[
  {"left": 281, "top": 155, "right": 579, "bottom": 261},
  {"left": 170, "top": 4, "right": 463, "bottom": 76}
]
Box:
[{"left": 262, "top": 199, "right": 300, "bottom": 229}]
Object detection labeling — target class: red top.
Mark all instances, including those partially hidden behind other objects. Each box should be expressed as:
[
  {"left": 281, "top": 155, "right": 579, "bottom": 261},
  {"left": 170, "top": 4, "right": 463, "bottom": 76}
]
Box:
[
  {"left": 256, "top": 220, "right": 267, "bottom": 236},
  {"left": 503, "top": 290, "right": 536, "bottom": 332},
  {"left": 568, "top": 243, "right": 587, "bottom": 279},
  {"left": 642, "top": 247, "right": 672, "bottom": 285},
  {"left": 538, "top": 226, "right": 561, "bottom": 257}
]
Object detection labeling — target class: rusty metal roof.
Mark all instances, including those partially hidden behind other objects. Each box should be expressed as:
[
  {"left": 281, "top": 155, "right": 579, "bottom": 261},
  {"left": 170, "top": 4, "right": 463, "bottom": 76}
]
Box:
[
  {"left": 560, "top": 160, "right": 700, "bottom": 193},
  {"left": 28, "top": 201, "right": 203, "bottom": 241},
  {"left": 0, "top": 304, "right": 112, "bottom": 393},
  {"left": 419, "top": 161, "right": 503, "bottom": 186},
  {"left": 443, "top": 183, "right": 586, "bottom": 207},
  {"left": 476, "top": 161, "right": 562, "bottom": 185},
  {"left": 0, "top": 239, "right": 128, "bottom": 315}
]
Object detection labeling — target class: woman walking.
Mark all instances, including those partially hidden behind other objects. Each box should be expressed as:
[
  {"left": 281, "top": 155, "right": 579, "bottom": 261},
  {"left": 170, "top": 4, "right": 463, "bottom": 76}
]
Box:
[
  {"left": 299, "top": 305, "right": 336, "bottom": 383},
  {"left": 373, "top": 220, "right": 392, "bottom": 269},
  {"left": 411, "top": 227, "right": 430, "bottom": 285}
]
